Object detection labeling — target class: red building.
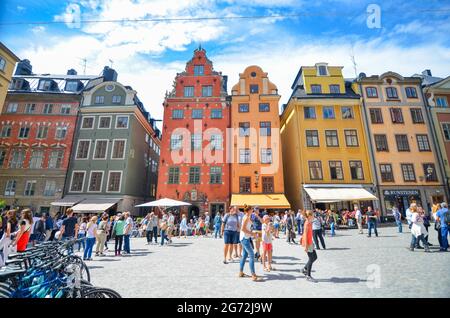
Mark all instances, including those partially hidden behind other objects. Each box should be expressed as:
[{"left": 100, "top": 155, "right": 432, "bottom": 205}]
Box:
[{"left": 157, "top": 47, "right": 230, "bottom": 218}]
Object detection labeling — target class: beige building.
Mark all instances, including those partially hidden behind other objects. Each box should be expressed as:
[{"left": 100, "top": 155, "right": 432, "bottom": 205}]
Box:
[{"left": 0, "top": 42, "right": 20, "bottom": 113}]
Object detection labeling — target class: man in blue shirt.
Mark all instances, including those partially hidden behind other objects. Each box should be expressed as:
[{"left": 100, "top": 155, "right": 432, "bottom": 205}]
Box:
[
  {"left": 436, "top": 202, "right": 449, "bottom": 252},
  {"left": 251, "top": 206, "right": 263, "bottom": 261}
]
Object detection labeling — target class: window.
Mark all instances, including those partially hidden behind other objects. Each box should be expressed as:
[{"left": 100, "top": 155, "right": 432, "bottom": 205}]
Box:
[
  {"left": 0, "top": 125, "right": 11, "bottom": 137},
  {"left": 309, "top": 161, "right": 323, "bottom": 180},
  {"left": 374, "top": 134, "right": 389, "bottom": 151},
  {"left": 210, "top": 134, "right": 222, "bottom": 150},
  {"left": 194, "top": 65, "right": 204, "bottom": 76},
  {"left": 107, "top": 172, "right": 122, "bottom": 192},
  {"left": 423, "top": 163, "right": 438, "bottom": 182},
  {"left": 36, "top": 126, "right": 49, "bottom": 139},
  {"left": 98, "top": 116, "right": 111, "bottom": 129},
  {"left": 0, "top": 150, "right": 6, "bottom": 166},
  {"left": 410, "top": 108, "right": 424, "bottom": 123},
  {"left": 43, "top": 180, "right": 57, "bottom": 196},
  {"left": 329, "top": 85, "right": 340, "bottom": 94},
  {"left": 48, "top": 150, "right": 64, "bottom": 169},
  {"left": 329, "top": 161, "right": 343, "bottom": 180},
  {"left": 386, "top": 87, "right": 399, "bottom": 99},
  {"left": 395, "top": 135, "right": 410, "bottom": 151},
  {"left": 202, "top": 86, "right": 213, "bottom": 97},
  {"left": 250, "top": 85, "right": 259, "bottom": 94},
  {"left": 89, "top": 171, "right": 103, "bottom": 192},
  {"left": 262, "top": 177, "right": 274, "bottom": 193},
  {"left": 29, "top": 150, "right": 44, "bottom": 169},
  {"left": 311, "top": 85, "right": 322, "bottom": 94},
  {"left": 93, "top": 140, "right": 108, "bottom": 159},
  {"left": 70, "top": 172, "right": 85, "bottom": 192},
  {"left": 390, "top": 108, "right": 404, "bottom": 123},
  {"left": 369, "top": 108, "right": 383, "bottom": 123},
  {"left": 325, "top": 130, "right": 339, "bottom": 147},
  {"left": 366, "top": 87, "right": 378, "bottom": 98},
  {"left": 112, "top": 140, "right": 126, "bottom": 159},
  {"left": 442, "top": 123, "right": 450, "bottom": 141},
  {"left": 170, "top": 135, "right": 183, "bottom": 150},
  {"left": 436, "top": 97, "right": 448, "bottom": 107},
  {"left": 192, "top": 109, "right": 203, "bottom": 119},
  {"left": 65, "top": 81, "right": 78, "bottom": 92},
  {"left": 151, "top": 161, "right": 158, "bottom": 173},
  {"left": 259, "top": 103, "right": 270, "bottom": 112},
  {"left": 184, "top": 86, "right": 194, "bottom": 97},
  {"left": 260, "top": 122, "right": 271, "bottom": 136},
  {"left": 6, "top": 103, "right": 18, "bottom": 113},
  {"left": 416, "top": 134, "right": 431, "bottom": 151},
  {"left": 25, "top": 103, "right": 36, "bottom": 114},
  {"left": 61, "top": 104, "right": 71, "bottom": 114},
  {"left": 9, "top": 149, "right": 25, "bottom": 168},
  {"left": 318, "top": 65, "right": 328, "bottom": 76},
  {"left": 405, "top": 87, "right": 418, "bottom": 98},
  {"left": 168, "top": 167, "right": 179, "bottom": 184},
  {"left": 55, "top": 127, "right": 67, "bottom": 139},
  {"left": 24, "top": 181, "right": 37, "bottom": 196},
  {"left": 112, "top": 95, "right": 122, "bottom": 104},
  {"left": 0, "top": 56, "right": 5, "bottom": 71},
  {"left": 380, "top": 164, "right": 394, "bottom": 182},
  {"left": 18, "top": 126, "right": 30, "bottom": 138},
  {"left": 211, "top": 109, "right": 222, "bottom": 119},
  {"left": 306, "top": 130, "right": 319, "bottom": 147},
  {"left": 239, "top": 104, "right": 249, "bottom": 112},
  {"left": 239, "top": 177, "right": 251, "bottom": 193},
  {"left": 116, "top": 116, "right": 129, "bottom": 128},
  {"left": 191, "top": 134, "right": 202, "bottom": 150},
  {"left": 4, "top": 180, "right": 16, "bottom": 196},
  {"left": 239, "top": 149, "right": 251, "bottom": 164},
  {"left": 81, "top": 117, "right": 94, "bottom": 129},
  {"left": 210, "top": 167, "right": 222, "bottom": 184},
  {"left": 304, "top": 107, "right": 316, "bottom": 119},
  {"left": 189, "top": 166, "right": 200, "bottom": 184},
  {"left": 344, "top": 130, "right": 359, "bottom": 147},
  {"left": 349, "top": 161, "right": 364, "bottom": 180},
  {"left": 323, "top": 106, "right": 335, "bottom": 119},
  {"left": 341, "top": 106, "right": 354, "bottom": 119},
  {"left": 172, "top": 109, "right": 184, "bottom": 119},
  {"left": 239, "top": 122, "right": 250, "bottom": 137},
  {"left": 43, "top": 104, "right": 53, "bottom": 114},
  {"left": 38, "top": 80, "right": 53, "bottom": 91},
  {"left": 401, "top": 164, "right": 416, "bottom": 182},
  {"left": 95, "top": 95, "right": 105, "bottom": 104},
  {"left": 261, "top": 148, "right": 272, "bottom": 164},
  {"left": 76, "top": 140, "right": 91, "bottom": 159}
]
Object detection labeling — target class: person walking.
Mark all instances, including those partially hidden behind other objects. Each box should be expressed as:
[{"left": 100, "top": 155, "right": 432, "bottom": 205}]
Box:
[
  {"left": 239, "top": 205, "right": 260, "bottom": 281},
  {"left": 366, "top": 207, "right": 378, "bottom": 237},
  {"left": 113, "top": 214, "right": 125, "bottom": 256},
  {"left": 286, "top": 210, "right": 297, "bottom": 244},
  {"left": 409, "top": 205, "right": 430, "bottom": 252},
  {"left": 262, "top": 215, "right": 274, "bottom": 272},
  {"left": 406, "top": 203, "right": 415, "bottom": 230},
  {"left": 327, "top": 210, "right": 336, "bottom": 237},
  {"left": 11, "top": 209, "right": 34, "bottom": 253},
  {"left": 301, "top": 210, "right": 318, "bottom": 282},
  {"left": 221, "top": 206, "right": 240, "bottom": 264},
  {"left": 393, "top": 207, "right": 403, "bottom": 233},
  {"left": 95, "top": 215, "right": 108, "bottom": 256},
  {"left": 44, "top": 213, "right": 53, "bottom": 242},
  {"left": 77, "top": 216, "right": 88, "bottom": 252},
  {"left": 312, "top": 211, "right": 326, "bottom": 249},
  {"left": 435, "top": 202, "right": 449, "bottom": 252},
  {"left": 33, "top": 214, "right": 46, "bottom": 243},
  {"left": 159, "top": 217, "right": 169, "bottom": 246},
  {"left": 296, "top": 210, "right": 302, "bottom": 235},
  {"left": 144, "top": 214, "right": 152, "bottom": 244},
  {"left": 179, "top": 214, "right": 188, "bottom": 238},
  {"left": 83, "top": 216, "right": 97, "bottom": 260},
  {"left": 354, "top": 205, "right": 363, "bottom": 234},
  {"left": 123, "top": 212, "right": 133, "bottom": 254},
  {"left": 58, "top": 209, "right": 79, "bottom": 246},
  {"left": 273, "top": 212, "right": 280, "bottom": 238},
  {"left": 0, "top": 210, "right": 18, "bottom": 266},
  {"left": 150, "top": 212, "right": 159, "bottom": 244},
  {"left": 213, "top": 212, "right": 222, "bottom": 239},
  {"left": 251, "top": 206, "right": 263, "bottom": 261},
  {"left": 204, "top": 212, "right": 211, "bottom": 236}
]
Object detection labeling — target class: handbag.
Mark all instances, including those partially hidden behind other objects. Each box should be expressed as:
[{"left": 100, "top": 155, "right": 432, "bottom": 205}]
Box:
[{"left": 290, "top": 230, "right": 296, "bottom": 239}]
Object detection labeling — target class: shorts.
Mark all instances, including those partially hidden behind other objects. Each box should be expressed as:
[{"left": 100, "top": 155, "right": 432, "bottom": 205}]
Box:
[
  {"left": 253, "top": 230, "right": 262, "bottom": 243},
  {"left": 263, "top": 242, "right": 273, "bottom": 251},
  {"left": 224, "top": 230, "right": 239, "bottom": 244},
  {"left": 274, "top": 224, "right": 279, "bottom": 229}
]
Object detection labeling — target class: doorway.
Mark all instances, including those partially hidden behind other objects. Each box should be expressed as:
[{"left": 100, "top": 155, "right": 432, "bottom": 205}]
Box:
[
  {"left": 210, "top": 203, "right": 225, "bottom": 228},
  {"left": 188, "top": 205, "right": 200, "bottom": 220}
]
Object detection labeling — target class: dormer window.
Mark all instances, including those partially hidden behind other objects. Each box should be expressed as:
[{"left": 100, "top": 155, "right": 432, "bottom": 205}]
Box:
[
  {"left": 112, "top": 95, "right": 122, "bottom": 104},
  {"left": 38, "top": 80, "right": 55, "bottom": 91},
  {"left": 95, "top": 95, "right": 105, "bottom": 104},
  {"left": 311, "top": 85, "right": 322, "bottom": 94},
  {"left": 65, "top": 81, "right": 79, "bottom": 92},
  {"left": 317, "top": 64, "right": 328, "bottom": 76}
]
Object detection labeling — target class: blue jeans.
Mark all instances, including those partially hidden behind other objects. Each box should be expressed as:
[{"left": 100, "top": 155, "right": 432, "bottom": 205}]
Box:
[
  {"left": 77, "top": 233, "right": 86, "bottom": 251},
  {"left": 396, "top": 220, "right": 403, "bottom": 233},
  {"left": 124, "top": 234, "right": 131, "bottom": 253},
  {"left": 83, "top": 237, "right": 96, "bottom": 259},
  {"left": 214, "top": 225, "right": 221, "bottom": 238},
  {"left": 441, "top": 226, "right": 449, "bottom": 250},
  {"left": 297, "top": 221, "right": 301, "bottom": 235},
  {"left": 411, "top": 234, "right": 428, "bottom": 249},
  {"left": 239, "top": 238, "right": 256, "bottom": 275},
  {"left": 160, "top": 230, "right": 167, "bottom": 246},
  {"left": 330, "top": 222, "right": 335, "bottom": 236},
  {"left": 368, "top": 222, "right": 378, "bottom": 237}
]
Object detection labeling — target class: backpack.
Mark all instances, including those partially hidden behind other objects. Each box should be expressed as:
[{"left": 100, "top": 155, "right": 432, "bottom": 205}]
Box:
[{"left": 444, "top": 211, "right": 450, "bottom": 226}]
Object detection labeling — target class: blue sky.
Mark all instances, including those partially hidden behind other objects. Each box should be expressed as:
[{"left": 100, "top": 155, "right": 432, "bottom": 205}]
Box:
[{"left": 1, "top": 0, "right": 449, "bottom": 122}]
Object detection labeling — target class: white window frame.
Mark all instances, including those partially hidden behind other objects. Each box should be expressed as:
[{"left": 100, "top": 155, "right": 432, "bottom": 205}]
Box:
[
  {"left": 43, "top": 103, "right": 53, "bottom": 114},
  {"left": 0, "top": 56, "right": 6, "bottom": 71},
  {"left": 36, "top": 126, "right": 49, "bottom": 139},
  {"left": 18, "top": 126, "right": 30, "bottom": 139},
  {"left": 98, "top": 116, "right": 112, "bottom": 129},
  {"left": 24, "top": 103, "right": 36, "bottom": 114},
  {"left": 6, "top": 103, "right": 18, "bottom": 113},
  {"left": 87, "top": 170, "right": 104, "bottom": 193},
  {"left": 115, "top": 115, "right": 129, "bottom": 129},
  {"left": 60, "top": 104, "right": 71, "bottom": 114},
  {"left": 24, "top": 180, "right": 37, "bottom": 196},
  {"left": 0, "top": 124, "right": 12, "bottom": 137},
  {"left": 111, "top": 139, "right": 127, "bottom": 160},
  {"left": 75, "top": 139, "right": 91, "bottom": 160},
  {"left": 316, "top": 64, "right": 329, "bottom": 76},
  {"left": 55, "top": 126, "right": 68, "bottom": 140},
  {"left": 48, "top": 150, "right": 64, "bottom": 169},
  {"left": 92, "top": 139, "right": 109, "bottom": 160},
  {"left": 81, "top": 116, "right": 95, "bottom": 130},
  {"left": 4, "top": 180, "right": 16, "bottom": 196},
  {"left": 95, "top": 95, "right": 105, "bottom": 104},
  {"left": 106, "top": 170, "right": 123, "bottom": 193},
  {"left": 69, "top": 170, "right": 86, "bottom": 193},
  {"left": 43, "top": 180, "right": 57, "bottom": 197},
  {"left": 112, "top": 95, "right": 122, "bottom": 104}
]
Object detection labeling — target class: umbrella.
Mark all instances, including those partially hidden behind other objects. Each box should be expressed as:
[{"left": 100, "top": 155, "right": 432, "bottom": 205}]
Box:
[{"left": 135, "top": 198, "right": 191, "bottom": 208}]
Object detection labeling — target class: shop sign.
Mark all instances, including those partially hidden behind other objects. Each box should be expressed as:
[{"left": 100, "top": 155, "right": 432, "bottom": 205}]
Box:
[{"left": 383, "top": 190, "right": 420, "bottom": 196}]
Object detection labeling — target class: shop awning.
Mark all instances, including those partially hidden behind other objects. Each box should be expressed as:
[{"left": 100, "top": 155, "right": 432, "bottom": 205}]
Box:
[
  {"left": 71, "top": 198, "right": 121, "bottom": 213},
  {"left": 51, "top": 196, "right": 84, "bottom": 207},
  {"left": 230, "top": 194, "right": 291, "bottom": 209},
  {"left": 303, "top": 185, "right": 377, "bottom": 203}
]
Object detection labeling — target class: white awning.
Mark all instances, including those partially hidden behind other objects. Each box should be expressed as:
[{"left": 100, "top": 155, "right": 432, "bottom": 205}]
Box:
[
  {"left": 71, "top": 198, "right": 121, "bottom": 213},
  {"left": 304, "top": 185, "right": 377, "bottom": 203},
  {"left": 51, "top": 196, "right": 84, "bottom": 207}
]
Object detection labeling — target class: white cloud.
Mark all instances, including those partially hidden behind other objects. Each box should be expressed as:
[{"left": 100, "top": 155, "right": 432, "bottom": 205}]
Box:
[{"left": 31, "top": 26, "right": 46, "bottom": 35}]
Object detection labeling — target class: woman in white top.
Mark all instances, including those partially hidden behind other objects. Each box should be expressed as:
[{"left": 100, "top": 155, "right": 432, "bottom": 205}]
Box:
[
  {"left": 410, "top": 206, "right": 430, "bottom": 252},
  {"left": 83, "top": 216, "right": 98, "bottom": 260},
  {"left": 239, "top": 205, "right": 259, "bottom": 281},
  {"left": 77, "top": 216, "right": 88, "bottom": 252},
  {"left": 179, "top": 214, "right": 188, "bottom": 239}
]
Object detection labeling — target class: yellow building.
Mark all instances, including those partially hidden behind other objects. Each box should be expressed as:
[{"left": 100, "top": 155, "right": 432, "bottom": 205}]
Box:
[
  {"left": 0, "top": 42, "right": 20, "bottom": 113},
  {"left": 280, "top": 63, "right": 376, "bottom": 212}
]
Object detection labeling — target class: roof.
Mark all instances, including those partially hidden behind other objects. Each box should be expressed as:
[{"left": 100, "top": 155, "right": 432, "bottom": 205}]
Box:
[
  {"left": 290, "top": 80, "right": 360, "bottom": 99},
  {"left": 412, "top": 73, "right": 445, "bottom": 86},
  {"left": 0, "top": 42, "right": 20, "bottom": 61}
]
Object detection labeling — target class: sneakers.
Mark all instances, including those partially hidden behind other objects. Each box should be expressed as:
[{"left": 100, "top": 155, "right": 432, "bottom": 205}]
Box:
[
  {"left": 306, "top": 276, "right": 318, "bottom": 283},
  {"left": 302, "top": 268, "right": 307, "bottom": 275}
]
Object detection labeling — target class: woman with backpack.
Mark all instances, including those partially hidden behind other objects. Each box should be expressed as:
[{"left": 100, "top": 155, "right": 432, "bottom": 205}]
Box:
[
  {"left": 221, "top": 206, "right": 240, "bottom": 264},
  {"left": 12, "top": 209, "right": 34, "bottom": 253}
]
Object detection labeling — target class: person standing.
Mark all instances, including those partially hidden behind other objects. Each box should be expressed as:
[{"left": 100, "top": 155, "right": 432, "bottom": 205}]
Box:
[
  {"left": 58, "top": 209, "right": 79, "bottom": 243},
  {"left": 123, "top": 212, "right": 133, "bottom": 254},
  {"left": 213, "top": 212, "right": 222, "bottom": 239},
  {"left": 393, "top": 207, "right": 403, "bottom": 233},
  {"left": 113, "top": 215, "right": 125, "bottom": 256},
  {"left": 33, "top": 214, "right": 46, "bottom": 243},
  {"left": 159, "top": 217, "right": 169, "bottom": 246},
  {"left": 150, "top": 212, "right": 159, "bottom": 244},
  {"left": 167, "top": 212, "right": 175, "bottom": 243},
  {"left": 239, "top": 205, "right": 259, "bottom": 281},
  {"left": 204, "top": 212, "right": 211, "bottom": 236},
  {"left": 83, "top": 216, "right": 98, "bottom": 260},
  {"left": 327, "top": 210, "right": 336, "bottom": 237},
  {"left": 273, "top": 212, "right": 280, "bottom": 238},
  {"left": 144, "top": 214, "right": 152, "bottom": 244},
  {"left": 236, "top": 207, "right": 245, "bottom": 258},
  {"left": 221, "top": 206, "right": 240, "bottom": 264},
  {"left": 179, "top": 214, "right": 188, "bottom": 238},
  {"left": 286, "top": 210, "right": 296, "bottom": 244},
  {"left": 312, "top": 211, "right": 326, "bottom": 249},
  {"left": 301, "top": 210, "right": 318, "bottom": 282},
  {"left": 366, "top": 207, "right": 378, "bottom": 237},
  {"left": 295, "top": 210, "right": 302, "bottom": 235},
  {"left": 95, "top": 215, "right": 108, "bottom": 256},
  {"left": 406, "top": 203, "right": 416, "bottom": 230},
  {"left": 0, "top": 210, "right": 18, "bottom": 266},
  {"left": 410, "top": 205, "right": 430, "bottom": 252},
  {"left": 261, "top": 215, "right": 274, "bottom": 272},
  {"left": 435, "top": 202, "right": 449, "bottom": 252},
  {"left": 77, "top": 216, "right": 88, "bottom": 252},
  {"left": 11, "top": 209, "right": 34, "bottom": 252},
  {"left": 44, "top": 213, "right": 53, "bottom": 242},
  {"left": 251, "top": 206, "right": 263, "bottom": 261},
  {"left": 354, "top": 205, "right": 363, "bottom": 234}
]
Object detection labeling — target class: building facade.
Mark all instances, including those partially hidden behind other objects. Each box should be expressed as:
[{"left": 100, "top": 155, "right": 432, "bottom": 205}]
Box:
[
  {"left": 358, "top": 72, "right": 447, "bottom": 216},
  {"left": 281, "top": 63, "right": 376, "bottom": 212},
  {"left": 230, "top": 65, "right": 290, "bottom": 211},
  {"left": 157, "top": 47, "right": 229, "bottom": 218},
  {"left": 0, "top": 42, "right": 20, "bottom": 113},
  {"left": 62, "top": 68, "right": 160, "bottom": 216}
]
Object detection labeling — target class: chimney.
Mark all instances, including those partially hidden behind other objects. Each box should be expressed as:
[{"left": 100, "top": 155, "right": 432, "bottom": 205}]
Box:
[
  {"left": 14, "top": 59, "right": 33, "bottom": 75},
  {"left": 102, "top": 66, "right": 118, "bottom": 82},
  {"left": 67, "top": 69, "right": 77, "bottom": 75},
  {"left": 222, "top": 75, "right": 228, "bottom": 93},
  {"left": 422, "top": 69, "right": 432, "bottom": 77}
]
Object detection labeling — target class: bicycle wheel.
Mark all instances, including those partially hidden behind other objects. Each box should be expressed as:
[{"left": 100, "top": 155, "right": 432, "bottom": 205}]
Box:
[
  {"left": 66, "top": 256, "right": 91, "bottom": 282},
  {"left": 82, "top": 287, "right": 121, "bottom": 298}
]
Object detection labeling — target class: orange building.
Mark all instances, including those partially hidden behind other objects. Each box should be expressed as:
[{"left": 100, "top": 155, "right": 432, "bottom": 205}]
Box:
[{"left": 229, "top": 66, "right": 290, "bottom": 211}]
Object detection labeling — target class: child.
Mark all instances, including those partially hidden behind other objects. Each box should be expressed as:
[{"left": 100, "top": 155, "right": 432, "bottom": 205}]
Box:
[{"left": 262, "top": 215, "right": 274, "bottom": 272}]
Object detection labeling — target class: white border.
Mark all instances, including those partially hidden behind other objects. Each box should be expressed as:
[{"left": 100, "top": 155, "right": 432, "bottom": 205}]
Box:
[
  {"left": 98, "top": 116, "right": 112, "bottom": 129},
  {"left": 115, "top": 115, "right": 129, "bottom": 129},
  {"left": 75, "top": 139, "right": 91, "bottom": 160},
  {"left": 111, "top": 139, "right": 127, "bottom": 160},
  {"left": 24, "top": 180, "right": 37, "bottom": 196},
  {"left": 106, "top": 170, "right": 123, "bottom": 193},
  {"left": 92, "top": 139, "right": 109, "bottom": 160},
  {"left": 87, "top": 170, "right": 104, "bottom": 193},
  {"left": 80, "top": 116, "right": 95, "bottom": 130},
  {"left": 69, "top": 170, "right": 86, "bottom": 193}
]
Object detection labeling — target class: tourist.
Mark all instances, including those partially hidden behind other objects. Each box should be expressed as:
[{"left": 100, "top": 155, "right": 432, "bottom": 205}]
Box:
[
  {"left": 11, "top": 209, "right": 34, "bottom": 253},
  {"left": 262, "top": 215, "right": 274, "bottom": 272},
  {"left": 409, "top": 205, "right": 430, "bottom": 252},
  {"left": 221, "top": 206, "right": 240, "bottom": 264},
  {"left": 213, "top": 212, "right": 222, "bottom": 239},
  {"left": 204, "top": 212, "right": 211, "bottom": 236},
  {"left": 405, "top": 203, "right": 416, "bottom": 230},
  {"left": 95, "top": 215, "right": 108, "bottom": 256},
  {"left": 393, "top": 206, "right": 402, "bottom": 233},
  {"left": 167, "top": 212, "right": 175, "bottom": 243},
  {"left": 123, "top": 212, "right": 133, "bottom": 254},
  {"left": 301, "top": 210, "right": 318, "bottom": 282},
  {"left": 282, "top": 211, "right": 288, "bottom": 236},
  {"left": 366, "top": 206, "right": 378, "bottom": 238},
  {"left": 159, "top": 216, "right": 169, "bottom": 246},
  {"left": 419, "top": 207, "right": 432, "bottom": 245},
  {"left": 236, "top": 207, "right": 244, "bottom": 258},
  {"left": 0, "top": 210, "right": 18, "bottom": 266},
  {"left": 312, "top": 210, "right": 326, "bottom": 249},
  {"left": 149, "top": 212, "right": 159, "bottom": 243},
  {"left": 286, "top": 210, "right": 296, "bottom": 244},
  {"left": 58, "top": 209, "right": 79, "bottom": 243},
  {"left": 77, "top": 216, "right": 88, "bottom": 252},
  {"left": 83, "top": 216, "right": 98, "bottom": 260},
  {"left": 251, "top": 206, "right": 263, "bottom": 261},
  {"left": 144, "top": 213, "right": 152, "bottom": 244},
  {"left": 354, "top": 205, "right": 363, "bottom": 234},
  {"left": 327, "top": 210, "right": 336, "bottom": 237},
  {"left": 435, "top": 202, "right": 449, "bottom": 252},
  {"left": 239, "top": 205, "right": 259, "bottom": 281},
  {"left": 273, "top": 212, "right": 280, "bottom": 238},
  {"left": 44, "top": 213, "right": 53, "bottom": 242},
  {"left": 33, "top": 214, "right": 46, "bottom": 243},
  {"left": 113, "top": 214, "right": 125, "bottom": 256},
  {"left": 179, "top": 214, "right": 188, "bottom": 238},
  {"left": 49, "top": 213, "right": 60, "bottom": 241}
]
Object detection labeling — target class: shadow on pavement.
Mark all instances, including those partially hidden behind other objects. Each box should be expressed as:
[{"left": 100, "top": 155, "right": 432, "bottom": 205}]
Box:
[
  {"left": 272, "top": 256, "right": 301, "bottom": 261},
  {"left": 93, "top": 258, "right": 121, "bottom": 262},
  {"left": 263, "top": 273, "right": 299, "bottom": 281},
  {"left": 316, "top": 277, "right": 366, "bottom": 283},
  {"left": 322, "top": 247, "right": 351, "bottom": 251},
  {"left": 87, "top": 265, "right": 104, "bottom": 269}
]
